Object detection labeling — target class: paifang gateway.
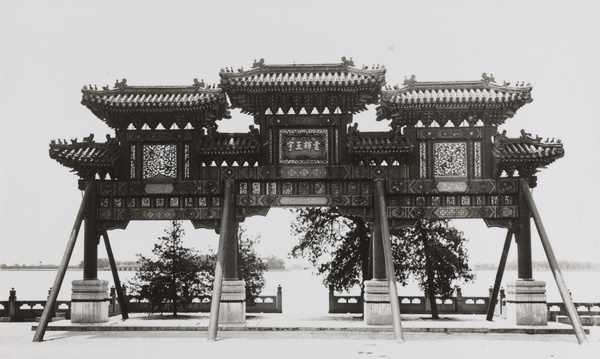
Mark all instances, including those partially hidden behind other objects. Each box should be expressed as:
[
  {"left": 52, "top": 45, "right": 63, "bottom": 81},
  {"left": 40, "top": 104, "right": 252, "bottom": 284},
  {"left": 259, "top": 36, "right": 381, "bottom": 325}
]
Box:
[{"left": 34, "top": 58, "right": 586, "bottom": 343}]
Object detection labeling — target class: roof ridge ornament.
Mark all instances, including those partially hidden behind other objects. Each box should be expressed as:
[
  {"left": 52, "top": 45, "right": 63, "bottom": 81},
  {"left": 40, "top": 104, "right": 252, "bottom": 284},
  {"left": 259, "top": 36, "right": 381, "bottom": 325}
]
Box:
[
  {"left": 114, "top": 78, "right": 127, "bottom": 89},
  {"left": 403, "top": 74, "right": 417, "bottom": 87},
  {"left": 341, "top": 56, "right": 354, "bottom": 67},
  {"left": 252, "top": 58, "right": 265, "bottom": 68},
  {"left": 481, "top": 73, "right": 495, "bottom": 85},
  {"left": 193, "top": 78, "right": 205, "bottom": 89}
]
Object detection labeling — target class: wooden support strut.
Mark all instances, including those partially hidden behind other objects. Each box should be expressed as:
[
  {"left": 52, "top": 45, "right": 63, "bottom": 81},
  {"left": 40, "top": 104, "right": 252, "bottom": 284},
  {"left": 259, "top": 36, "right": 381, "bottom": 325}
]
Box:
[
  {"left": 207, "top": 179, "right": 236, "bottom": 342},
  {"left": 520, "top": 179, "right": 588, "bottom": 345},
  {"left": 486, "top": 230, "right": 513, "bottom": 321},
  {"left": 33, "top": 182, "right": 94, "bottom": 342},
  {"left": 102, "top": 231, "right": 129, "bottom": 320},
  {"left": 374, "top": 180, "right": 404, "bottom": 342}
]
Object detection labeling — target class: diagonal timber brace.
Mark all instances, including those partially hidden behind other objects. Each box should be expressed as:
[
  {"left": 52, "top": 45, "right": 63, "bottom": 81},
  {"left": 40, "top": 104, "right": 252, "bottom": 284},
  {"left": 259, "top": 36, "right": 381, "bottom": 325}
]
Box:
[
  {"left": 520, "top": 179, "right": 587, "bottom": 345},
  {"left": 33, "top": 182, "right": 94, "bottom": 342}
]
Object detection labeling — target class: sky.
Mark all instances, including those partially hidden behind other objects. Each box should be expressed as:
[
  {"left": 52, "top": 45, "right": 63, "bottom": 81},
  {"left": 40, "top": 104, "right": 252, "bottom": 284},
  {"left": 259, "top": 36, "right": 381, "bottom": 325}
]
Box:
[{"left": 1, "top": 0, "right": 599, "bottom": 271}]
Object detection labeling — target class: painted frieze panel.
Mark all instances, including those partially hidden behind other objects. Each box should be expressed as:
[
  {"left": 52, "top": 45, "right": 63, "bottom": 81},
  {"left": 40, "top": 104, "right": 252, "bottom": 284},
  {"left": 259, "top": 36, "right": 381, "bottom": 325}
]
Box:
[
  {"left": 387, "top": 206, "right": 517, "bottom": 219},
  {"left": 280, "top": 166, "right": 328, "bottom": 179},
  {"left": 98, "top": 181, "right": 220, "bottom": 196},
  {"left": 184, "top": 144, "right": 190, "bottom": 178},
  {"left": 235, "top": 194, "right": 370, "bottom": 207},
  {"left": 127, "top": 131, "right": 192, "bottom": 142},
  {"left": 419, "top": 142, "right": 427, "bottom": 178},
  {"left": 417, "top": 128, "right": 484, "bottom": 140},
  {"left": 98, "top": 207, "right": 222, "bottom": 221},
  {"left": 143, "top": 144, "right": 177, "bottom": 179},
  {"left": 198, "top": 165, "right": 400, "bottom": 181},
  {"left": 130, "top": 145, "right": 136, "bottom": 179},
  {"left": 474, "top": 142, "right": 482, "bottom": 177},
  {"left": 434, "top": 142, "right": 467, "bottom": 177}
]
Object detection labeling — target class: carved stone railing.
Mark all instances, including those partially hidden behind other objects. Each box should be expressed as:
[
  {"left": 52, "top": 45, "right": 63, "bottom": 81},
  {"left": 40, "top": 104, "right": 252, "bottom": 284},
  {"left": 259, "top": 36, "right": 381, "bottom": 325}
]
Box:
[
  {"left": 0, "top": 286, "right": 282, "bottom": 322},
  {"left": 0, "top": 288, "right": 72, "bottom": 322},
  {"left": 547, "top": 302, "right": 600, "bottom": 322},
  {"left": 329, "top": 287, "right": 600, "bottom": 325},
  {"left": 329, "top": 286, "right": 490, "bottom": 315},
  {"left": 124, "top": 285, "right": 282, "bottom": 314}
]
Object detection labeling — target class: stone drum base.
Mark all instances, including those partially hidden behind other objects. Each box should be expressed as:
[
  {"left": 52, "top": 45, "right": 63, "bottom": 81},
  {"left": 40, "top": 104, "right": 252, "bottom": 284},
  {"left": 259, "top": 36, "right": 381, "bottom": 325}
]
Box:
[
  {"left": 71, "top": 279, "right": 109, "bottom": 324},
  {"left": 364, "top": 280, "right": 392, "bottom": 325},
  {"left": 219, "top": 280, "right": 246, "bottom": 324},
  {"left": 505, "top": 280, "right": 547, "bottom": 326}
]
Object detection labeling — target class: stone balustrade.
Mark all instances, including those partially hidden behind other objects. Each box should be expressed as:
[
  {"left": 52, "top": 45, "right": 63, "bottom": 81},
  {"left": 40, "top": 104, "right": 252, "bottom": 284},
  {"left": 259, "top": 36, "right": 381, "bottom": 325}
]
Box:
[
  {"left": 0, "top": 285, "right": 282, "bottom": 322},
  {"left": 328, "top": 286, "right": 600, "bottom": 326}
]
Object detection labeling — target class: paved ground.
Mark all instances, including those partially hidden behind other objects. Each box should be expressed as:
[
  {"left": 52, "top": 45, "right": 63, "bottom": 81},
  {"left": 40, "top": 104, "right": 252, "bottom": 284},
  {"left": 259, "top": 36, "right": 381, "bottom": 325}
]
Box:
[{"left": 1, "top": 314, "right": 598, "bottom": 359}]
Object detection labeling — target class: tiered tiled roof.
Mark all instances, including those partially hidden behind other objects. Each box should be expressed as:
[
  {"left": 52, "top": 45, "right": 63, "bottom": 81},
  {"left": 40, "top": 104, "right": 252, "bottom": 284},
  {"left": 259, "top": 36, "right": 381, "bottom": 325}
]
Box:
[
  {"left": 220, "top": 58, "right": 386, "bottom": 115},
  {"left": 81, "top": 79, "right": 230, "bottom": 130},
  {"left": 49, "top": 135, "right": 120, "bottom": 180},
  {"left": 197, "top": 133, "right": 260, "bottom": 166},
  {"left": 348, "top": 127, "right": 413, "bottom": 165},
  {"left": 492, "top": 130, "right": 564, "bottom": 177},
  {"left": 377, "top": 74, "right": 533, "bottom": 128}
]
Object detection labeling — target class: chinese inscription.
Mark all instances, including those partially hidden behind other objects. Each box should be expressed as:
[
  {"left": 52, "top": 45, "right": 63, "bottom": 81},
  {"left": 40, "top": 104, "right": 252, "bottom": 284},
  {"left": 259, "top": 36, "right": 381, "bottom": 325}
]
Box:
[{"left": 279, "top": 129, "right": 328, "bottom": 164}]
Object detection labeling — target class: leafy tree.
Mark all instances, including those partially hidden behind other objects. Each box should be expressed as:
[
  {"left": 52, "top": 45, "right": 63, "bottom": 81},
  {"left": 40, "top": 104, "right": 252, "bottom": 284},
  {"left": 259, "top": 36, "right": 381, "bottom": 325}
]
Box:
[
  {"left": 197, "top": 225, "right": 267, "bottom": 306},
  {"left": 290, "top": 207, "right": 371, "bottom": 293},
  {"left": 290, "top": 208, "right": 473, "bottom": 318},
  {"left": 128, "top": 221, "right": 204, "bottom": 316},
  {"left": 392, "top": 220, "right": 474, "bottom": 319}
]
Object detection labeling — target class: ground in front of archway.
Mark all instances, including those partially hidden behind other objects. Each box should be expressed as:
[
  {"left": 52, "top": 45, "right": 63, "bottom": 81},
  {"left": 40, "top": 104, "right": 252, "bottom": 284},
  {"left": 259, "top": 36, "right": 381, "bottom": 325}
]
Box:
[{"left": 1, "top": 315, "right": 598, "bottom": 359}]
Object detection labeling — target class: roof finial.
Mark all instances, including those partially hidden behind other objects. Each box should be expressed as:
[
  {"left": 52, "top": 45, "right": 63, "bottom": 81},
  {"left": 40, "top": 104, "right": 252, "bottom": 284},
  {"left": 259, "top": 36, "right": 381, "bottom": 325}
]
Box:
[
  {"left": 341, "top": 56, "right": 354, "bottom": 67},
  {"left": 193, "top": 78, "right": 205, "bottom": 89},
  {"left": 482, "top": 73, "right": 495, "bottom": 85},
  {"left": 252, "top": 58, "right": 265, "bottom": 68},
  {"left": 114, "top": 78, "right": 127, "bottom": 89},
  {"left": 403, "top": 74, "right": 416, "bottom": 87}
]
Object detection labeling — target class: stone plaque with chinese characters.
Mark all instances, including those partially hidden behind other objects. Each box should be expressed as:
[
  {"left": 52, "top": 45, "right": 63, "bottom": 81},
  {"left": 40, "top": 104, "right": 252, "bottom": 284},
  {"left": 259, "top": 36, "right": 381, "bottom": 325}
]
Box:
[{"left": 279, "top": 129, "right": 328, "bottom": 164}]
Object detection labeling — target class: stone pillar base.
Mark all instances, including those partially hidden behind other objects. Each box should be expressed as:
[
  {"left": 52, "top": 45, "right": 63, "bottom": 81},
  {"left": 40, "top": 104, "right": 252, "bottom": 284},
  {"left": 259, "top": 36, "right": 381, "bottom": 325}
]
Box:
[
  {"left": 505, "top": 280, "right": 547, "bottom": 326},
  {"left": 219, "top": 280, "right": 246, "bottom": 324},
  {"left": 364, "top": 280, "right": 392, "bottom": 325},
  {"left": 71, "top": 279, "right": 109, "bottom": 324}
]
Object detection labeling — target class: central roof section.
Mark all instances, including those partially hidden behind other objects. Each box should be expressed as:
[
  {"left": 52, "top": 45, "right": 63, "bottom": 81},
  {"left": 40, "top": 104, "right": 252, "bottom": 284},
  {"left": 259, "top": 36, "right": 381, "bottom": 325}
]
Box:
[{"left": 219, "top": 57, "right": 386, "bottom": 115}]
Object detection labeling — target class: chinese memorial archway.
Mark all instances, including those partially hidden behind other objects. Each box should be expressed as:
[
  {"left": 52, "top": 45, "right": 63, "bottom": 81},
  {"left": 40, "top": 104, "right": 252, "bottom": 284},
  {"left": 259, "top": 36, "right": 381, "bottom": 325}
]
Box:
[{"left": 35, "top": 58, "right": 585, "bottom": 343}]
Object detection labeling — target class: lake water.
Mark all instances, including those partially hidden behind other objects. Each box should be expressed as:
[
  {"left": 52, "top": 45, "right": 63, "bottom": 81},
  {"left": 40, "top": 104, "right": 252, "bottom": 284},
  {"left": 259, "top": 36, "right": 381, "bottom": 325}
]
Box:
[{"left": 0, "top": 269, "right": 598, "bottom": 317}]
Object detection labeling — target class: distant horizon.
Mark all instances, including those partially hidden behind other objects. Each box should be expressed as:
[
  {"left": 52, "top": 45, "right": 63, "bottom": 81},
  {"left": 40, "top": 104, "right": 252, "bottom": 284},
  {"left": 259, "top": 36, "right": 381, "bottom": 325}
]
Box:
[{"left": 4, "top": 258, "right": 600, "bottom": 269}]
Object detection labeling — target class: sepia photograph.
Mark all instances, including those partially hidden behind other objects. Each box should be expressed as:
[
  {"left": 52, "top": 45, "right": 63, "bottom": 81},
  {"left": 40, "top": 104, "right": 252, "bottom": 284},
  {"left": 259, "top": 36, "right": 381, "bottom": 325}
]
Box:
[{"left": 1, "top": 1, "right": 599, "bottom": 358}]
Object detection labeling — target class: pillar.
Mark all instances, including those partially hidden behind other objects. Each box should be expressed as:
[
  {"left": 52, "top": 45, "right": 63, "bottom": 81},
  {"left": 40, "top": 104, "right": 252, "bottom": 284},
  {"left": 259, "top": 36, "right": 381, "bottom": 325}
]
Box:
[
  {"left": 517, "top": 188, "right": 532, "bottom": 280},
  {"left": 505, "top": 184, "right": 547, "bottom": 326},
  {"left": 71, "top": 182, "right": 108, "bottom": 323},
  {"left": 219, "top": 220, "right": 246, "bottom": 324},
  {"left": 363, "top": 195, "right": 392, "bottom": 325}
]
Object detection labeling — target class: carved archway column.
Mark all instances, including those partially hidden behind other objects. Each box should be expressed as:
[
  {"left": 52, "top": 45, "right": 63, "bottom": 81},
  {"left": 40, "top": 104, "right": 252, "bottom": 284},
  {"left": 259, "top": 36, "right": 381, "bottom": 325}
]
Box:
[
  {"left": 363, "top": 184, "right": 392, "bottom": 325},
  {"left": 218, "top": 184, "right": 246, "bottom": 324},
  {"left": 72, "top": 181, "right": 109, "bottom": 324},
  {"left": 505, "top": 178, "right": 547, "bottom": 326}
]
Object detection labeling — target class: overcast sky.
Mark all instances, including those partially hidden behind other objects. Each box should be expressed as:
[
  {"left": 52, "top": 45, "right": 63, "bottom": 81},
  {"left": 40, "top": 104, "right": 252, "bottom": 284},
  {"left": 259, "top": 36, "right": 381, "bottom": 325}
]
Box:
[{"left": 1, "top": 0, "right": 599, "bottom": 269}]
